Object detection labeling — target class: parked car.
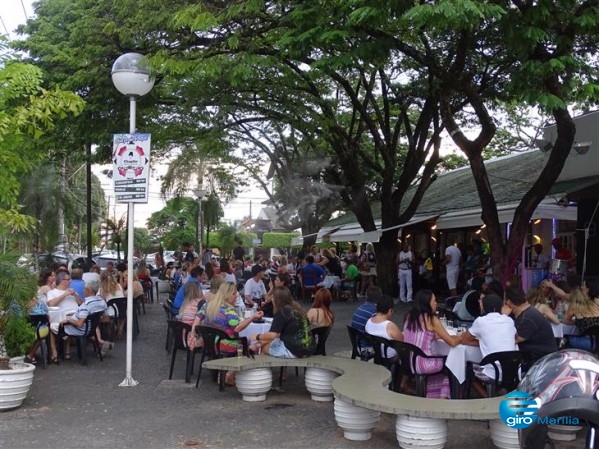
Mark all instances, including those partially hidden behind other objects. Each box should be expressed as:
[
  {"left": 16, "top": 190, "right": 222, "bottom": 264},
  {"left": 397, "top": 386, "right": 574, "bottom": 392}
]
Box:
[
  {"left": 18, "top": 251, "right": 89, "bottom": 272},
  {"left": 93, "top": 250, "right": 139, "bottom": 270}
]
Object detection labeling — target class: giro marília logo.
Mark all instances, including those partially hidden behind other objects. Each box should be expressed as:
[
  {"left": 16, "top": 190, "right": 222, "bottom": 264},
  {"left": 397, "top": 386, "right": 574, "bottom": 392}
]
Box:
[{"left": 499, "top": 391, "right": 539, "bottom": 429}]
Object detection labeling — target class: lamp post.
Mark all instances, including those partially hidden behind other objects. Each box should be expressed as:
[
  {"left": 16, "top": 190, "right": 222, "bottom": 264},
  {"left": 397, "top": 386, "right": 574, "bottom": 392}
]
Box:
[
  {"left": 193, "top": 188, "right": 207, "bottom": 262},
  {"left": 111, "top": 53, "right": 154, "bottom": 387}
]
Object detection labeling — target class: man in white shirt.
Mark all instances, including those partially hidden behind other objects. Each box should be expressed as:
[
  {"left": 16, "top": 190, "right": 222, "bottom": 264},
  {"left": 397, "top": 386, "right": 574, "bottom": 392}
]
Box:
[
  {"left": 444, "top": 240, "right": 462, "bottom": 296},
  {"left": 244, "top": 264, "right": 267, "bottom": 309},
  {"left": 397, "top": 242, "right": 414, "bottom": 303},
  {"left": 462, "top": 294, "right": 517, "bottom": 397}
]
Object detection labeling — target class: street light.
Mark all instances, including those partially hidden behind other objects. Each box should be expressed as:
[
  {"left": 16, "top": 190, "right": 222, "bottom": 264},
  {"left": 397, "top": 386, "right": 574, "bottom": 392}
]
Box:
[
  {"left": 111, "top": 52, "right": 154, "bottom": 387},
  {"left": 193, "top": 188, "right": 207, "bottom": 261}
]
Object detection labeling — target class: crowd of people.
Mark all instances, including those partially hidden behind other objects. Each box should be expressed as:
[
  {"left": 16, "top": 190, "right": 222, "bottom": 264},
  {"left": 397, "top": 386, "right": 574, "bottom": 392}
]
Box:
[
  {"left": 350, "top": 272, "right": 599, "bottom": 400},
  {"left": 25, "top": 259, "right": 146, "bottom": 365}
]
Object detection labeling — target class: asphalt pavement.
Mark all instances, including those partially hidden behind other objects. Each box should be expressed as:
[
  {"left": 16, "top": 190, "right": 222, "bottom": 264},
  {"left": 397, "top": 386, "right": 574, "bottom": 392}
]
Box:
[{"left": 0, "top": 296, "right": 584, "bottom": 449}]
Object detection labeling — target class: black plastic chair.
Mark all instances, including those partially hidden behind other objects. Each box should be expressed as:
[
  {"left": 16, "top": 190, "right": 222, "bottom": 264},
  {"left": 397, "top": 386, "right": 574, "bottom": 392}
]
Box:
[
  {"left": 163, "top": 303, "right": 177, "bottom": 352},
  {"left": 58, "top": 311, "right": 104, "bottom": 365},
  {"left": 167, "top": 320, "right": 201, "bottom": 383},
  {"left": 28, "top": 315, "right": 50, "bottom": 368},
  {"left": 106, "top": 297, "right": 127, "bottom": 339},
  {"left": 195, "top": 324, "right": 248, "bottom": 390},
  {"left": 465, "top": 350, "right": 523, "bottom": 397},
  {"left": 346, "top": 325, "right": 374, "bottom": 361},
  {"left": 312, "top": 325, "right": 332, "bottom": 356},
  {"left": 367, "top": 334, "right": 399, "bottom": 391},
  {"left": 390, "top": 340, "right": 449, "bottom": 397}
]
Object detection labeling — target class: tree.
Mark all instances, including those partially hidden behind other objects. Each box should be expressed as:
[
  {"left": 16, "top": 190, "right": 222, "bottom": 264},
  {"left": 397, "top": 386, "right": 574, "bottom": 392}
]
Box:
[
  {"left": 146, "top": 197, "right": 198, "bottom": 250},
  {"left": 0, "top": 39, "right": 84, "bottom": 241},
  {"left": 392, "top": 0, "right": 599, "bottom": 281}
]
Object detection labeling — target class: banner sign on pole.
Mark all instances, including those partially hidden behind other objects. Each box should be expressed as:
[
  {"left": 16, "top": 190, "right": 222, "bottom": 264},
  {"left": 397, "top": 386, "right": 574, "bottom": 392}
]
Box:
[{"left": 112, "top": 133, "right": 151, "bottom": 203}]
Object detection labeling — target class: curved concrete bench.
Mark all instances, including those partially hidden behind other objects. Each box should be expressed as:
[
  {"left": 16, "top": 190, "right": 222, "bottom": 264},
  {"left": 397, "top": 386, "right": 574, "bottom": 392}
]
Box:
[{"left": 202, "top": 355, "right": 516, "bottom": 449}]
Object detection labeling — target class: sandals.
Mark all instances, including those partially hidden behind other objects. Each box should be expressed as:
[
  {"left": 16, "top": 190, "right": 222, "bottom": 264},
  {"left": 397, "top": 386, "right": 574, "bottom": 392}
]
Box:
[
  {"left": 50, "top": 357, "right": 59, "bottom": 365},
  {"left": 24, "top": 356, "right": 37, "bottom": 364}
]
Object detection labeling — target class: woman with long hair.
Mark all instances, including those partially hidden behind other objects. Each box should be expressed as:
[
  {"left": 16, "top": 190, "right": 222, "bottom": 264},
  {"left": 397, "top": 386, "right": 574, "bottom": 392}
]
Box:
[
  {"left": 99, "top": 270, "right": 124, "bottom": 300},
  {"left": 26, "top": 269, "right": 56, "bottom": 363},
  {"left": 262, "top": 272, "right": 292, "bottom": 317},
  {"left": 403, "top": 289, "right": 465, "bottom": 399},
  {"left": 563, "top": 286, "right": 599, "bottom": 334},
  {"left": 526, "top": 286, "right": 560, "bottom": 324},
  {"left": 190, "top": 282, "right": 263, "bottom": 385},
  {"left": 307, "top": 288, "right": 334, "bottom": 327},
  {"left": 178, "top": 282, "right": 205, "bottom": 326},
  {"left": 204, "top": 274, "right": 225, "bottom": 303},
  {"left": 251, "top": 287, "right": 315, "bottom": 358},
  {"left": 190, "top": 282, "right": 262, "bottom": 353}
]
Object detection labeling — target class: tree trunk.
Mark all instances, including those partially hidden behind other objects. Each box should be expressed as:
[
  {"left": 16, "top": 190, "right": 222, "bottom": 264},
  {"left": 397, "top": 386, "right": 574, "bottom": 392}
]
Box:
[{"left": 374, "top": 231, "right": 398, "bottom": 297}]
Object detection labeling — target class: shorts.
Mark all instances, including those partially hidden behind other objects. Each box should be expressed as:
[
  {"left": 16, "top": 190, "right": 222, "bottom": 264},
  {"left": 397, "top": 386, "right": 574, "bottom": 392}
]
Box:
[
  {"left": 446, "top": 266, "right": 460, "bottom": 290},
  {"left": 268, "top": 338, "right": 297, "bottom": 359}
]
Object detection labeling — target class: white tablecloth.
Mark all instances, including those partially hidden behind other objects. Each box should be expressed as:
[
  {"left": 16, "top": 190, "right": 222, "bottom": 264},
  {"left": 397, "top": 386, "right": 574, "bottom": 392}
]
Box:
[
  {"left": 318, "top": 276, "right": 340, "bottom": 289},
  {"left": 238, "top": 321, "right": 272, "bottom": 340},
  {"left": 551, "top": 323, "right": 578, "bottom": 338},
  {"left": 431, "top": 340, "right": 483, "bottom": 384}
]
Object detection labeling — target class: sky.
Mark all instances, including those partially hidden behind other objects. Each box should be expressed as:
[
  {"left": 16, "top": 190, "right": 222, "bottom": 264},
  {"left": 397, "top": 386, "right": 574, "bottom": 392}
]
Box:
[{"left": 2, "top": 0, "right": 269, "bottom": 227}]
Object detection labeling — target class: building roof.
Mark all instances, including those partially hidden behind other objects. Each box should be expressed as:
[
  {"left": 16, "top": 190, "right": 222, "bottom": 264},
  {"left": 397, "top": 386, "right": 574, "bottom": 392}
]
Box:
[{"left": 324, "top": 149, "right": 598, "bottom": 230}]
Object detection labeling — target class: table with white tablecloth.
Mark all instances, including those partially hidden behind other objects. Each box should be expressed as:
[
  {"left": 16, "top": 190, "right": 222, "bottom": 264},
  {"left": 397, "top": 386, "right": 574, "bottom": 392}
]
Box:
[
  {"left": 551, "top": 323, "right": 578, "bottom": 338},
  {"left": 431, "top": 339, "right": 483, "bottom": 385},
  {"left": 238, "top": 320, "right": 272, "bottom": 341}
]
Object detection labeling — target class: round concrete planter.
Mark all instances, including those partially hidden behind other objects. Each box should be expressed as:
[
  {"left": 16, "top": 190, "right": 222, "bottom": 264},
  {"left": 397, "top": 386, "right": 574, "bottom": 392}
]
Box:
[
  {"left": 334, "top": 398, "right": 380, "bottom": 441},
  {"left": 0, "top": 360, "right": 36, "bottom": 411},
  {"left": 396, "top": 414, "right": 447, "bottom": 449},
  {"left": 304, "top": 367, "right": 338, "bottom": 402},
  {"left": 489, "top": 419, "right": 520, "bottom": 449},
  {"left": 235, "top": 368, "right": 272, "bottom": 402},
  {"left": 548, "top": 424, "right": 582, "bottom": 442}
]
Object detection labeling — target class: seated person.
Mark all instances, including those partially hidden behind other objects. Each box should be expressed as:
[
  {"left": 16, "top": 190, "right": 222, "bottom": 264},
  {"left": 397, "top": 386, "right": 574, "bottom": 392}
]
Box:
[
  {"left": 350, "top": 286, "right": 383, "bottom": 354},
  {"left": 452, "top": 277, "right": 484, "bottom": 322},
  {"left": 504, "top": 286, "right": 557, "bottom": 367},
  {"left": 50, "top": 279, "right": 113, "bottom": 358},
  {"left": 365, "top": 295, "right": 404, "bottom": 359},
  {"left": 307, "top": 288, "right": 334, "bottom": 327},
  {"left": 336, "top": 258, "right": 358, "bottom": 292},
  {"left": 251, "top": 286, "right": 315, "bottom": 358},
  {"left": 462, "top": 294, "right": 518, "bottom": 397},
  {"left": 299, "top": 255, "right": 325, "bottom": 289},
  {"left": 244, "top": 264, "right": 267, "bottom": 309}
]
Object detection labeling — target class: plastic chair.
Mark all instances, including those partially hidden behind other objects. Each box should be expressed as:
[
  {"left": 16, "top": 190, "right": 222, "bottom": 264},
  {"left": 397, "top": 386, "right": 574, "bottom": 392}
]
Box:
[
  {"left": 167, "top": 320, "right": 201, "bottom": 383},
  {"left": 163, "top": 303, "right": 177, "bottom": 353},
  {"left": 465, "top": 350, "right": 523, "bottom": 397},
  {"left": 312, "top": 325, "right": 332, "bottom": 356},
  {"left": 390, "top": 340, "right": 449, "bottom": 397},
  {"left": 28, "top": 315, "right": 50, "bottom": 368},
  {"left": 346, "top": 325, "right": 374, "bottom": 361},
  {"left": 367, "top": 334, "right": 399, "bottom": 391},
  {"left": 58, "top": 311, "right": 104, "bottom": 365},
  {"left": 106, "top": 297, "right": 127, "bottom": 340},
  {"left": 195, "top": 324, "right": 248, "bottom": 390}
]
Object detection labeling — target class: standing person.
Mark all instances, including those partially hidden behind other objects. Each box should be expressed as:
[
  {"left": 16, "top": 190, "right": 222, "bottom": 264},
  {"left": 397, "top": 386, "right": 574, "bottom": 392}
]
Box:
[
  {"left": 504, "top": 286, "right": 557, "bottom": 367},
  {"left": 251, "top": 286, "right": 315, "bottom": 359},
  {"left": 531, "top": 243, "right": 550, "bottom": 270},
  {"left": 403, "top": 289, "right": 465, "bottom": 398},
  {"left": 232, "top": 240, "right": 246, "bottom": 261},
  {"left": 359, "top": 243, "right": 377, "bottom": 296},
  {"left": 461, "top": 294, "right": 518, "bottom": 397},
  {"left": 445, "top": 239, "right": 462, "bottom": 296},
  {"left": 397, "top": 242, "right": 414, "bottom": 303}
]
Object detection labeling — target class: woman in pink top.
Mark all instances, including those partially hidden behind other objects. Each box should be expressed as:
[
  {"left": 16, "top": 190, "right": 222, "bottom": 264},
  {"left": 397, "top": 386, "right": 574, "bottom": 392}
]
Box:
[{"left": 403, "top": 289, "right": 465, "bottom": 399}]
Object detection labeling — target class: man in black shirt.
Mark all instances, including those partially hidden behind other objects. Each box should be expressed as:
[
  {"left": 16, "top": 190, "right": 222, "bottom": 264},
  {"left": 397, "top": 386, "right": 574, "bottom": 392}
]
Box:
[{"left": 505, "top": 286, "right": 557, "bottom": 366}]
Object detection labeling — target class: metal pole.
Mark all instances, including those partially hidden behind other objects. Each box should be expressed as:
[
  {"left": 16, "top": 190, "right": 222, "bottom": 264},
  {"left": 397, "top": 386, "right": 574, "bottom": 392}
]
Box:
[
  {"left": 119, "top": 95, "right": 138, "bottom": 387},
  {"left": 198, "top": 197, "right": 203, "bottom": 264}
]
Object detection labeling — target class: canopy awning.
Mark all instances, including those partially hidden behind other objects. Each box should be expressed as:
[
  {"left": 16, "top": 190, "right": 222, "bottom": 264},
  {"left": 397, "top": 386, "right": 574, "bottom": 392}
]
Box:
[{"left": 434, "top": 199, "right": 577, "bottom": 230}]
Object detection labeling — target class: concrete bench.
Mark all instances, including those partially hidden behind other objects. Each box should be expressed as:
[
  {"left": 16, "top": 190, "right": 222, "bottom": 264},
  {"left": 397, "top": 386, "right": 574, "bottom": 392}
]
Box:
[{"left": 203, "top": 354, "right": 518, "bottom": 448}]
